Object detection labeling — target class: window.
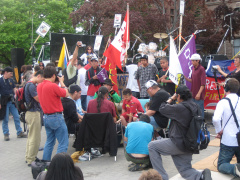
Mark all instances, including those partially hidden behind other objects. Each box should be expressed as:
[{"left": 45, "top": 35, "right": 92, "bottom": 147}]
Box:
[{"left": 234, "top": 39, "right": 240, "bottom": 55}]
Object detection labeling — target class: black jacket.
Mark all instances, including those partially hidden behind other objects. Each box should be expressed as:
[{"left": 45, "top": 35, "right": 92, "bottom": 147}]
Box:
[
  {"left": 75, "top": 112, "right": 118, "bottom": 156},
  {"left": 85, "top": 67, "right": 101, "bottom": 86},
  {"left": 159, "top": 99, "right": 198, "bottom": 152},
  {"left": 61, "top": 97, "right": 79, "bottom": 134}
]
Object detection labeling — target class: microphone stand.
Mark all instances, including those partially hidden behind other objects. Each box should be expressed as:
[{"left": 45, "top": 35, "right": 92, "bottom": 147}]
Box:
[{"left": 213, "top": 69, "right": 221, "bottom": 100}]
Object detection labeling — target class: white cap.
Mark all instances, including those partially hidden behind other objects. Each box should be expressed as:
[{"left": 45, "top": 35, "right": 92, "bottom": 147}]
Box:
[
  {"left": 145, "top": 80, "right": 158, "bottom": 89},
  {"left": 69, "top": 55, "right": 73, "bottom": 60},
  {"left": 190, "top": 53, "right": 202, "bottom": 61},
  {"left": 91, "top": 57, "right": 98, "bottom": 62}
]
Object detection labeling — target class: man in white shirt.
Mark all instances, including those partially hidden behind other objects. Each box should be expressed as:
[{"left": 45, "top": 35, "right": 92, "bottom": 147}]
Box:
[
  {"left": 77, "top": 61, "right": 88, "bottom": 111},
  {"left": 213, "top": 78, "right": 240, "bottom": 177},
  {"left": 124, "top": 59, "right": 141, "bottom": 99}
]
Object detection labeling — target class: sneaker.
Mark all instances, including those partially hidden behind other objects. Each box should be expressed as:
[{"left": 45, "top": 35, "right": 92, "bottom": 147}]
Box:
[
  {"left": 201, "top": 168, "right": 212, "bottom": 180},
  {"left": 17, "top": 132, "right": 27, "bottom": 138},
  {"left": 128, "top": 163, "right": 148, "bottom": 172},
  {"left": 79, "top": 152, "right": 91, "bottom": 161},
  {"left": 236, "top": 164, "right": 240, "bottom": 177},
  {"left": 91, "top": 148, "right": 103, "bottom": 158},
  {"left": 128, "top": 163, "right": 136, "bottom": 168},
  {"left": 4, "top": 134, "right": 10, "bottom": 141}
]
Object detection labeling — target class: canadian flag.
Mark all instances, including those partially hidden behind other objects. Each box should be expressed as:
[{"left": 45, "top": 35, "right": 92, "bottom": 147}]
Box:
[{"left": 104, "top": 9, "right": 130, "bottom": 71}]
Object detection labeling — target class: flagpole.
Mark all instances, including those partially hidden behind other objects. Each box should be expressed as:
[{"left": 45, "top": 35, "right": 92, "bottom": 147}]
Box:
[
  {"left": 102, "top": 35, "right": 111, "bottom": 59},
  {"left": 178, "top": 30, "right": 197, "bottom": 55},
  {"left": 178, "top": 14, "right": 183, "bottom": 51},
  {"left": 63, "top": 37, "right": 70, "bottom": 62},
  {"left": 125, "top": 3, "right": 129, "bottom": 63}
]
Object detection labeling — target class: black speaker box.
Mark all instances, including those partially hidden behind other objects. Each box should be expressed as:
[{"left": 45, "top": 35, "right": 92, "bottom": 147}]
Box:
[{"left": 11, "top": 48, "right": 25, "bottom": 83}]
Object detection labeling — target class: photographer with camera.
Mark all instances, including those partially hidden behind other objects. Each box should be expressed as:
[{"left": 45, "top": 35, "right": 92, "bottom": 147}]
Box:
[
  {"left": 215, "top": 55, "right": 240, "bottom": 96},
  {"left": 213, "top": 78, "right": 240, "bottom": 177},
  {"left": 37, "top": 66, "right": 69, "bottom": 161},
  {"left": 24, "top": 70, "right": 44, "bottom": 166},
  {"left": 0, "top": 67, "right": 27, "bottom": 141}
]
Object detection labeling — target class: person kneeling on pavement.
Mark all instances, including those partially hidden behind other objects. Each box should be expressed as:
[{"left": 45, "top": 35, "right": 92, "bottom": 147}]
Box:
[
  {"left": 148, "top": 85, "right": 212, "bottom": 180},
  {"left": 213, "top": 78, "right": 240, "bottom": 178},
  {"left": 124, "top": 114, "right": 154, "bottom": 171}
]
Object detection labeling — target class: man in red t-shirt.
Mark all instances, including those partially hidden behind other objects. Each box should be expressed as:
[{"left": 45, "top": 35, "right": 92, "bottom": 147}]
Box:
[
  {"left": 85, "top": 57, "right": 102, "bottom": 108},
  {"left": 120, "top": 88, "right": 144, "bottom": 126},
  {"left": 37, "top": 66, "right": 69, "bottom": 161},
  {"left": 184, "top": 53, "right": 206, "bottom": 118}
]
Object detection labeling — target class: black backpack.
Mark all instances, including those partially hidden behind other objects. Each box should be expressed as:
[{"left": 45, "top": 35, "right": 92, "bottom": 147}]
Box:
[{"left": 182, "top": 103, "right": 210, "bottom": 154}]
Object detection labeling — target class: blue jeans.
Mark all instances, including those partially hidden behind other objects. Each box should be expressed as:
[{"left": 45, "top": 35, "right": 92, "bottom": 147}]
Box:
[
  {"left": 150, "top": 116, "right": 161, "bottom": 131},
  {"left": 218, "top": 143, "right": 240, "bottom": 177},
  {"left": 2, "top": 102, "right": 22, "bottom": 135},
  {"left": 81, "top": 95, "right": 87, "bottom": 111},
  {"left": 86, "top": 96, "right": 94, "bottom": 109},
  {"left": 192, "top": 99, "right": 204, "bottom": 118},
  {"left": 42, "top": 114, "right": 69, "bottom": 161}
]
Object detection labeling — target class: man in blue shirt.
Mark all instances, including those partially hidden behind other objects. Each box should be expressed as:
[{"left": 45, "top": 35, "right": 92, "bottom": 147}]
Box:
[
  {"left": 124, "top": 114, "right": 153, "bottom": 171},
  {"left": 0, "top": 67, "right": 27, "bottom": 141}
]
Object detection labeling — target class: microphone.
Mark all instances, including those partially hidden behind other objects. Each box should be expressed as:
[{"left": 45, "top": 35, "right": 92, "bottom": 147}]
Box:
[{"left": 198, "top": 29, "right": 206, "bottom": 33}]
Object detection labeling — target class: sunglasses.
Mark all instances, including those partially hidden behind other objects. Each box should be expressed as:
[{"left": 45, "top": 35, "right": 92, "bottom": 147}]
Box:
[{"left": 39, "top": 65, "right": 44, "bottom": 67}]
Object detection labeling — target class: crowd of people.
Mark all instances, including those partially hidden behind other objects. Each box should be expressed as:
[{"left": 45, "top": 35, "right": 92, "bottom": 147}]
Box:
[{"left": 1, "top": 40, "right": 240, "bottom": 180}]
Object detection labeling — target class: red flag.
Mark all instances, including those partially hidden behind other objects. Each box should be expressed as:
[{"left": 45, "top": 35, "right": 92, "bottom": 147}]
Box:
[
  {"left": 104, "top": 7, "right": 130, "bottom": 71},
  {"left": 108, "top": 61, "right": 118, "bottom": 93}
]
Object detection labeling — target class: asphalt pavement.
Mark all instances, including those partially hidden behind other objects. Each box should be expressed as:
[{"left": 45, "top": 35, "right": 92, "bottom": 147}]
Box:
[{"left": 0, "top": 110, "right": 235, "bottom": 180}]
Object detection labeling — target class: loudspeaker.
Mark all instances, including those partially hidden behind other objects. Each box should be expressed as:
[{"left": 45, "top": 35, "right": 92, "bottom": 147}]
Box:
[{"left": 11, "top": 48, "right": 25, "bottom": 83}]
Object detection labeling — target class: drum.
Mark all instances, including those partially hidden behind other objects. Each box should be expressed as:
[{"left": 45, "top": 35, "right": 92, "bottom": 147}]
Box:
[{"left": 148, "top": 42, "right": 157, "bottom": 53}]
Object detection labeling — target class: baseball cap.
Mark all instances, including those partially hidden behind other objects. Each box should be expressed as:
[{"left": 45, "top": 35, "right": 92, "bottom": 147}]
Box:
[
  {"left": 190, "top": 53, "right": 202, "bottom": 61},
  {"left": 91, "top": 57, "right": 98, "bottom": 62},
  {"left": 2, "top": 67, "right": 13, "bottom": 74},
  {"left": 139, "top": 54, "right": 148, "bottom": 60},
  {"left": 145, "top": 80, "right": 158, "bottom": 90},
  {"left": 69, "top": 85, "right": 81, "bottom": 93},
  {"left": 176, "top": 85, "right": 189, "bottom": 95}
]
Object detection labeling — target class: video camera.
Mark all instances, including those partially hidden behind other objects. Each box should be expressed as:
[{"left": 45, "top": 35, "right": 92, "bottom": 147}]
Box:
[
  {"left": 55, "top": 67, "right": 62, "bottom": 82},
  {"left": 212, "top": 65, "right": 218, "bottom": 73}
]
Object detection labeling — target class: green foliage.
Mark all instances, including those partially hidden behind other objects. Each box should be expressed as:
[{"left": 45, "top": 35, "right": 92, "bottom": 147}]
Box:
[{"left": 0, "top": 0, "right": 80, "bottom": 66}]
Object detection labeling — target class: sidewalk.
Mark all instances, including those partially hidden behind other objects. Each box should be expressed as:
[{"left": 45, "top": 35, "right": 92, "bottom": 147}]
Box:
[{"left": 0, "top": 113, "right": 230, "bottom": 180}]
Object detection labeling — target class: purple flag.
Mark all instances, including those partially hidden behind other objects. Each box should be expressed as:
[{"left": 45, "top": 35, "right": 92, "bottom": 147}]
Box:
[
  {"left": 97, "top": 68, "right": 108, "bottom": 83},
  {"left": 178, "top": 36, "right": 196, "bottom": 89}
]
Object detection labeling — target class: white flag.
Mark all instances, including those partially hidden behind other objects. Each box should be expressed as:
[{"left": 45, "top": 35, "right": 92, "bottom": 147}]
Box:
[{"left": 169, "top": 36, "right": 183, "bottom": 85}]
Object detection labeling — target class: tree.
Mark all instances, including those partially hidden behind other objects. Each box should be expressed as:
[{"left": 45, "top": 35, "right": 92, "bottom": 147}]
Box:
[
  {"left": 0, "top": 0, "right": 79, "bottom": 66},
  {"left": 70, "top": 0, "right": 240, "bottom": 55}
]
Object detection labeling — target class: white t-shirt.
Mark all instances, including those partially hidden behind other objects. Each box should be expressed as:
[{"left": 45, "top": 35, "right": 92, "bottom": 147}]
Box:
[
  {"left": 126, "top": 64, "right": 139, "bottom": 92},
  {"left": 78, "top": 68, "right": 88, "bottom": 95},
  {"left": 213, "top": 93, "right": 240, "bottom": 146},
  {"left": 80, "top": 53, "right": 97, "bottom": 65}
]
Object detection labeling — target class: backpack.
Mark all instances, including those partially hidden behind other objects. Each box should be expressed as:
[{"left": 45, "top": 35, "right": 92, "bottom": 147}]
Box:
[
  {"left": 15, "top": 86, "right": 27, "bottom": 113},
  {"left": 15, "top": 82, "right": 32, "bottom": 113},
  {"left": 182, "top": 103, "right": 210, "bottom": 154}
]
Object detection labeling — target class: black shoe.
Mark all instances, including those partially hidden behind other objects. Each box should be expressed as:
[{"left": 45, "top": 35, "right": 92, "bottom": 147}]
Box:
[
  {"left": 4, "top": 134, "right": 10, "bottom": 141},
  {"left": 128, "top": 163, "right": 148, "bottom": 172},
  {"left": 201, "top": 168, "right": 212, "bottom": 180},
  {"left": 28, "top": 164, "right": 31, "bottom": 167}
]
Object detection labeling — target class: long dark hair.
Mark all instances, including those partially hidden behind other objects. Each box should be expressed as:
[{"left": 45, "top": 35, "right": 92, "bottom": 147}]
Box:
[
  {"left": 97, "top": 86, "right": 108, "bottom": 113},
  {"left": 85, "top": 46, "right": 93, "bottom": 54},
  {"left": 45, "top": 153, "right": 84, "bottom": 180}
]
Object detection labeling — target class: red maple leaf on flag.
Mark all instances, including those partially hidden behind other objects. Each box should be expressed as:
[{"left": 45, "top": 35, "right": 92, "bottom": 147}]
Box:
[{"left": 227, "top": 62, "right": 236, "bottom": 72}]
